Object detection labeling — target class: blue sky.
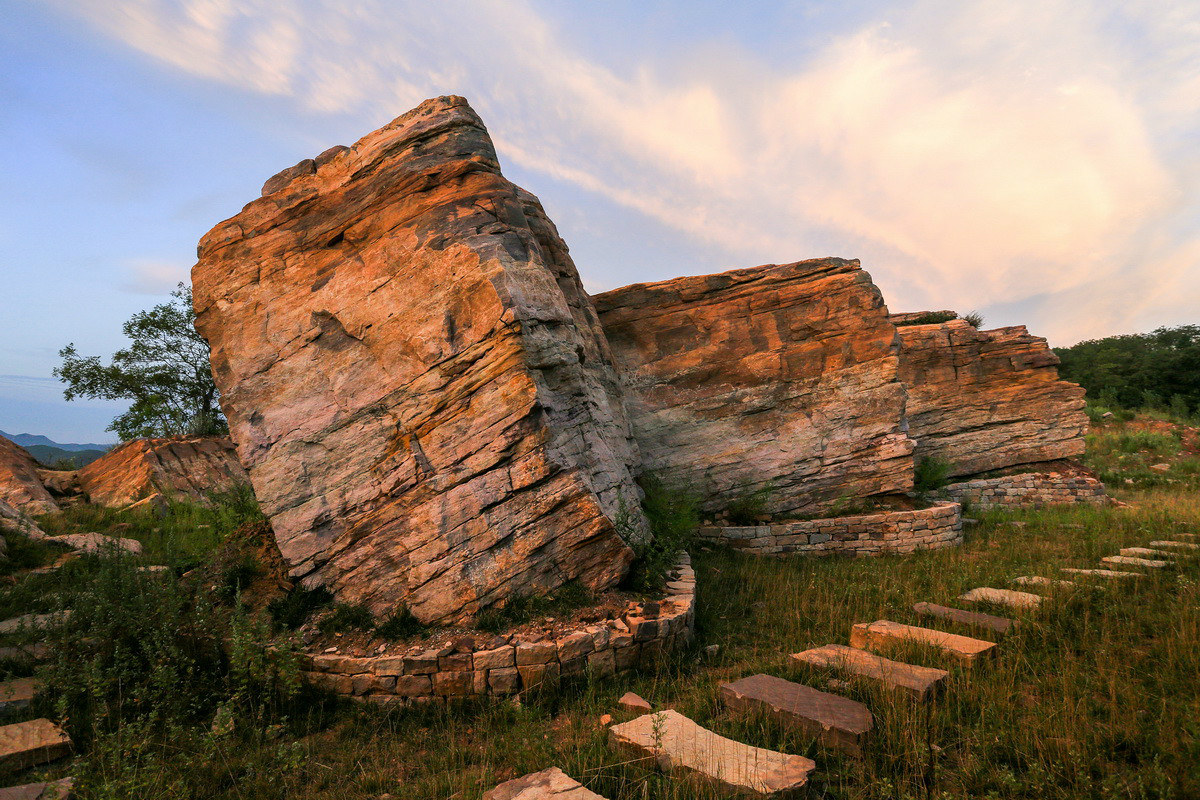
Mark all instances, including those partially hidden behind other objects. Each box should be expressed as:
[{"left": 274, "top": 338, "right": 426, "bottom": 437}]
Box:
[{"left": 2, "top": 0, "right": 1198, "bottom": 442}]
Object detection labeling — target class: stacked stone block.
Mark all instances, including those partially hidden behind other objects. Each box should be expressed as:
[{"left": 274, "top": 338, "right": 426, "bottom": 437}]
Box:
[
  {"left": 942, "top": 473, "right": 1107, "bottom": 510},
  {"left": 300, "top": 555, "right": 695, "bottom": 703},
  {"left": 696, "top": 502, "right": 962, "bottom": 557}
]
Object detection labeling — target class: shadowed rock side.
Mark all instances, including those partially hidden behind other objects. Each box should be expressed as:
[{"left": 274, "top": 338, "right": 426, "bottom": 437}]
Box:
[
  {"left": 0, "top": 438, "right": 57, "bottom": 515},
  {"left": 594, "top": 259, "right": 914, "bottom": 516},
  {"left": 74, "top": 436, "right": 249, "bottom": 507},
  {"left": 895, "top": 319, "right": 1087, "bottom": 478},
  {"left": 192, "top": 96, "right": 646, "bottom": 625}
]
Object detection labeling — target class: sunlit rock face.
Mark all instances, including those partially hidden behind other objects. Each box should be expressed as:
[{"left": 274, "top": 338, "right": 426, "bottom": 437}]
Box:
[
  {"left": 76, "top": 436, "right": 248, "bottom": 507},
  {"left": 895, "top": 319, "right": 1087, "bottom": 478},
  {"left": 594, "top": 259, "right": 915, "bottom": 517},
  {"left": 0, "top": 437, "right": 58, "bottom": 515},
  {"left": 192, "top": 96, "right": 645, "bottom": 625}
]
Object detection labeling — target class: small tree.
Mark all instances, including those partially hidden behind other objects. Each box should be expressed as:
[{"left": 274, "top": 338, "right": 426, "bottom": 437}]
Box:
[{"left": 55, "top": 284, "right": 226, "bottom": 441}]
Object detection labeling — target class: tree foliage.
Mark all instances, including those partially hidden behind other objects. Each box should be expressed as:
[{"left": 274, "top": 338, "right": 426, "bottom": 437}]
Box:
[
  {"left": 1054, "top": 325, "right": 1200, "bottom": 417},
  {"left": 55, "top": 284, "right": 226, "bottom": 441}
]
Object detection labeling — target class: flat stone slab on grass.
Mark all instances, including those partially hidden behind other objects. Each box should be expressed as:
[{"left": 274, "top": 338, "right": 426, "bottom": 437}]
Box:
[
  {"left": 1120, "top": 547, "right": 1182, "bottom": 559},
  {"left": 0, "top": 719, "right": 71, "bottom": 770},
  {"left": 958, "top": 587, "right": 1043, "bottom": 611},
  {"left": 0, "top": 778, "right": 73, "bottom": 800},
  {"left": 721, "top": 673, "right": 873, "bottom": 756},
  {"left": 483, "top": 767, "right": 606, "bottom": 799},
  {"left": 1061, "top": 568, "right": 1141, "bottom": 579},
  {"left": 0, "top": 679, "right": 38, "bottom": 717},
  {"left": 1012, "top": 576, "right": 1076, "bottom": 589},
  {"left": 791, "top": 644, "right": 948, "bottom": 701},
  {"left": 45, "top": 533, "right": 142, "bottom": 556},
  {"left": 913, "top": 602, "right": 1014, "bottom": 635},
  {"left": 850, "top": 620, "right": 997, "bottom": 667},
  {"left": 618, "top": 692, "right": 651, "bottom": 712},
  {"left": 609, "top": 709, "right": 815, "bottom": 795},
  {"left": 1100, "top": 555, "right": 1169, "bottom": 569},
  {"left": 1149, "top": 540, "right": 1199, "bottom": 551},
  {"left": 0, "top": 613, "right": 71, "bottom": 635}
]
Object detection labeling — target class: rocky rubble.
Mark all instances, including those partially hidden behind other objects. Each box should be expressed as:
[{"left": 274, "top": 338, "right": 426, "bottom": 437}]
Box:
[
  {"left": 594, "top": 259, "right": 914, "bottom": 516},
  {"left": 896, "top": 319, "right": 1087, "bottom": 478},
  {"left": 193, "top": 96, "right": 646, "bottom": 625}
]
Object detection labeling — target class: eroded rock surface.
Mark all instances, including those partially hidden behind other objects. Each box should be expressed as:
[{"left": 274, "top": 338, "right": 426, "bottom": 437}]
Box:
[
  {"left": 896, "top": 319, "right": 1087, "bottom": 478},
  {"left": 594, "top": 259, "right": 913, "bottom": 516},
  {"left": 75, "top": 436, "right": 248, "bottom": 508},
  {"left": 0, "top": 438, "right": 57, "bottom": 515},
  {"left": 193, "top": 96, "right": 645, "bottom": 624}
]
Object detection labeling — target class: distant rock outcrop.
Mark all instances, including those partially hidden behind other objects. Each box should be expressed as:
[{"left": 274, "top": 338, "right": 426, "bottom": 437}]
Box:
[
  {"left": 75, "top": 436, "right": 249, "bottom": 508},
  {"left": 0, "top": 437, "right": 58, "bottom": 515},
  {"left": 895, "top": 319, "right": 1087, "bottom": 477},
  {"left": 192, "top": 96, "right": 646, "bottom": 624},
  {"left": 594, "top": 259, "right": 914, "bottom": 516}
]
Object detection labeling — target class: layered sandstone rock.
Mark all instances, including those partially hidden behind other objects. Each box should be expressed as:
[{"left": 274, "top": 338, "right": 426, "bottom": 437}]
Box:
[
  {"left": 75, "top": 436, "right": 248, "bottom": 507},
  {"left": 594, "top": 259, "right": 914, "bottom": 516},
  {"left": 896, "top": 319, "right": 1087, "bottom": 478},
  {"left": 192, "top": 96, "right": 645, "bottom": 624},
  {"left": 0, "top": 438, "right": 57, "bottom": 515}
]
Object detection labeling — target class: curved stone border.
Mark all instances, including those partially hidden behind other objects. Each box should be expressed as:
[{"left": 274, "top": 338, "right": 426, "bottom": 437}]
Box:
[
  {"left": 300, "top": 554, "right": 695, "bottom": 704},
  {"left": 942, "top": 472, "right": 1107, "bottom": 510},
  {"left": 695, "top": 501, "right": 962, "bottom": 557}
]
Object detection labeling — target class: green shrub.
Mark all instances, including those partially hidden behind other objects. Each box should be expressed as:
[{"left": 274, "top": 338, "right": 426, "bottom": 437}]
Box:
[
  {"left": 317, "top": 603, "right": 374, "bottom": 634},
  {"left": 724, "top": 483, "right": 775, "bottom": 526},
  {"left": 914, "top": 456, "right": 954, "bottom": 493},
  {"left": 895, "top": 311, "right": 957, "bottom": 326},
  {"left": 625, "top": 474, "right": 699, "bottom": 592}
]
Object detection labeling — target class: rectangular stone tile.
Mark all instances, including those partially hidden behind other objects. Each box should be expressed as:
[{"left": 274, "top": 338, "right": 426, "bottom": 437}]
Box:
[
  {"left": 791, "top": 644, "right": 948, "bottom": 701},
  {"left": 0, "top": 719, "right": 71, "bottom": 770},
  {"left": 609, "top": 709, "right": 815, "bottom": 795},
  {"left": 1012, "top": 576, "right": 1076, "bottom": 590},
  {"left": 0, "top": 679, "right": 38, "bottom": 718},
  {"left": 958, "top": 587, "right": 1043, "bottom": 611},
  {"left": 0, "top": 777, "right": 74, "bottom": 800},
  {"left": 721, "top": 673, "right": 873, "bottom": 756},
  {"left": 913, "top": 602, "right": 1014, "bottom": 635},
  {"left": 1100, "top": 555, "right": 1169, "bottom": 569},
  {"left": 1120, "top": 547, "right": 1182, "bottom": 559},
  {"left": 1149, "top": 540, "right": 1199, "bottom": 551},
  {"left": 483, "top": 767, "right": 607, "bottom": 799},
  {"left": 1061, "top": 568, "right": 1141, "bottom": 579},
  {"left": 850, "top": 620, "right": 997, "bottom": 667}
]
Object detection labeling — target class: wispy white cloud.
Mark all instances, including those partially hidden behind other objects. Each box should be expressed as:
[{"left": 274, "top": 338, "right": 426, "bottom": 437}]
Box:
[{"left": 47, "top": 0, "right": 1200, "bottom": 344}]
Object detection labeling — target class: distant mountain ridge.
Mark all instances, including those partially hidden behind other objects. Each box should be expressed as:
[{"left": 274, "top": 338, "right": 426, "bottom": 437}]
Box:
[{"left": 0, "top": 429, "right": 113, "bottom": 452}]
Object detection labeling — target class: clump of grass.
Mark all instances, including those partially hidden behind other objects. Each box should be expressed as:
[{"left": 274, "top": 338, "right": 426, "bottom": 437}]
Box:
[
  {"left": 895, "top": 311, "right": 958, "bottom": 326},
  {"left": 724, "top": 483, "right": 775, "bottom": 526},
  {"left": 625, "top": 473, "right": 700, "bottom": 591},
  {"left": 474, "top": 581, "right": 591, "bottom": 635},
  {"left": 317, "top": 603, "right": 374, "bottom": 634},
  {"left": 374, "top": 605, "right": 428, "bottom": 640},
  {"left": 962, "top": 310, "right": 985, "bottom": 328},
  {"left": 914, "top": 455, "right": 954, "bottom": 494}
]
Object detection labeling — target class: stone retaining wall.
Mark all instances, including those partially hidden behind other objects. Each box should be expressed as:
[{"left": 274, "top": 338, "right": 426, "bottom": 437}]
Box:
[
  {"left": 942, "top": 472, "right": 1108, "bottom": 509},
  {"left": 696, "top": 501, "right": 962, "bottom": 557},
  {"left": 300, "top": 554, "right": 695, "bottom": 704}
]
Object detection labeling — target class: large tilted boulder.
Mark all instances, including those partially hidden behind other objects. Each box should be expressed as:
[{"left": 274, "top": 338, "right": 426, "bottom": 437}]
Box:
[
  {"left": 74, "top": 436, "right": 249, "bottom": 507},
  {"left": 594, "top": 259, "right": 915, "bottom": 517},
  {"left": 0, "top": 438, "right": 57, "bottom": 515},
  {"left": 895, "top": 318, "right": 1087, "bottom": 477},
  {"left": 192, "top": 96, "right": 646, "bottom": 624}
]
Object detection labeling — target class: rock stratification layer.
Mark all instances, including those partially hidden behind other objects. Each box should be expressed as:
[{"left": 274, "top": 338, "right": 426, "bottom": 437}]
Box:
[
  {"left": 192, "top": 96, "right": 644, "bottom": 624},
  {"left": 896, "top": 319, "right": 1087, "bottom": 478},
  {"left": 594, "top": 259, "right": 914, "bottom": 516},
  {"left": 0, "top": 438, "right": 58, "bottom": 516},
  {"left": 75, "top": 436, "right": 249, "bottom": 507}
]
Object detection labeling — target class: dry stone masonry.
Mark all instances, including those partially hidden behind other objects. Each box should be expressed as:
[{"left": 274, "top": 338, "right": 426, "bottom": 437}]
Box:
[
  {"left": 942, "top": 470, "right": 1108, "bottom": 509},
  {"left": 193, "top": 96, "right": 648, "bottom": 625},
  {"left": 595, "top": 259, "right": 914, "bottom": 517},
  {"left": 695, "top": 501, "right": 961, "bottom": 557}
]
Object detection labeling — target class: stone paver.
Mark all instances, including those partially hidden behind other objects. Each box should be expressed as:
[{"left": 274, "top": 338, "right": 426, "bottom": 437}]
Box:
[
  {"left": 958, "top": 587, "right": 1043, "bottom": 611},
  {"left": 850, "top": 620, "right": 997, "bottom": 667},
  {"left": 1100, "top": 555, "right": 1169, "bottom": 569},
  {"left": 483, "top": 767, "right": 606, "bottom": 800},
  {"left": 1120, "top": 547, "right": 1182, "bottom": 559},
  {"left": 0, "top": 777, "right": 73, "bottom": 800},
  {"left": 0, "top": 613, "right": 71, "bottom": 635},
  {"left": 721, "top": 673, "right": 873, "bottom": 755},
  {"left": 0, "top": 679, "right": 38, "bottom": 717},
  {"left": 791, "top": 644, "right": 948, "bottom": 701},
  {"left": 0, "top": 719, "right": 71, "bottom": 770},
  {"left": 1012, "top": 576, "right": 1076, "bottom": 589},
  {"left": 1149, "top": 540, "right": 1199, "bottom": 551},
  {"left": 609, "top": 709, "right": 815, "bottom": 795},
  {"left": 913, "top": 602, "right": 1014, "bottom": 635},
  {"left": 618, "top": 692, "right": 651, "bottom": 712},
  {"left": 1061, "top": 568, "right": 1141, "bottom": 579}
]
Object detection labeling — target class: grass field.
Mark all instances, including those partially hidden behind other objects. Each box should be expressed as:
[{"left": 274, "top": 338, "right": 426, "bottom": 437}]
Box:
[{"left": 2, "top": 422, "right": 1199, "bottom": 798}]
